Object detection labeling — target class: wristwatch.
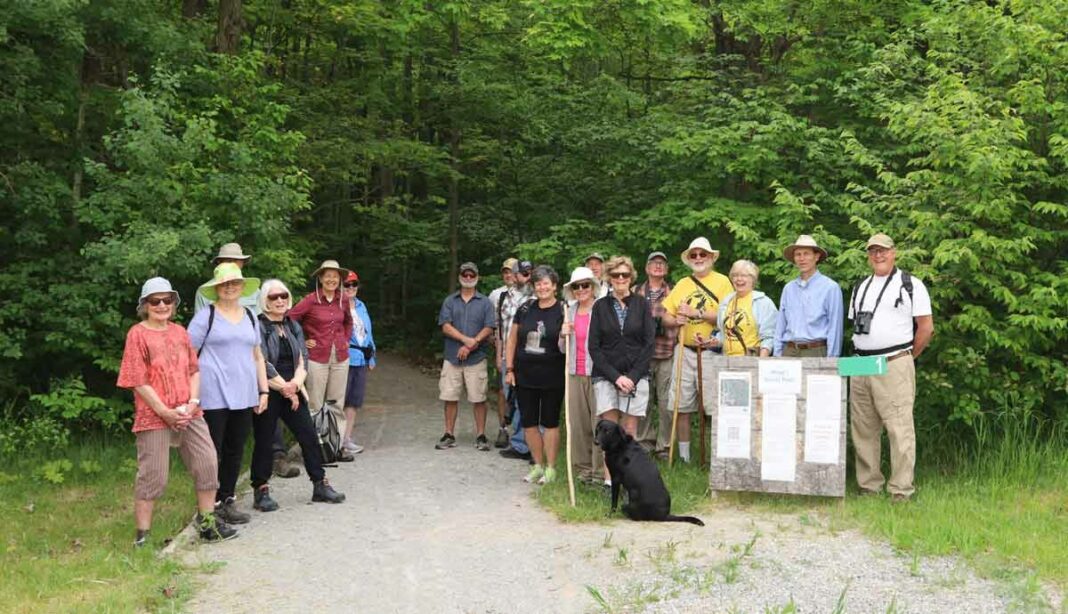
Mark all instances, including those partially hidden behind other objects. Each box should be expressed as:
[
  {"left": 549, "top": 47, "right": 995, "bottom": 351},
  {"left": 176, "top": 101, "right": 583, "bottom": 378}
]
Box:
[{"left": 188, "top": 397, "right": 200, "bottom": 406}]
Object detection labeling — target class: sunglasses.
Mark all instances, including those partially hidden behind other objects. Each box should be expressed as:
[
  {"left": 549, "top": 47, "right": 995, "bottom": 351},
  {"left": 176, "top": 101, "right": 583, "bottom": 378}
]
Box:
[
  {"left": 460, "top": 273, "right": 477, "bottom": 280},
  {"left": 267, "top": 292, "right": 290, "bottom": 301},
  {"left": 516, "top": 270, "right": 531, "bottom": 277},
  {"left": 609, "top": 271, "right": 632, "bottom": 279},
  {"left": 571, "top": 282, "right": 592, "bottom": 290},
  {"left": 145, "top": 296, "right": 175, "bottom": 307},
  {"left": 689, "top": 250, "right": 711, "bottom": 259},
  {"left": 343, "top": 282, "right": 359, "bottom": 288}
]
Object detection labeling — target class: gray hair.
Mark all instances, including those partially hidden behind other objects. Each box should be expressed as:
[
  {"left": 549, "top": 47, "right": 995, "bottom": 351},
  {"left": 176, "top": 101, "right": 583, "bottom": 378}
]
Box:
[
  {"left": 729, "top": 259, "right": 760, "bottom": 283},
  {"left": 258, "top": 278, "right": 294, "bottom": 313},
  {"left": 530, "top": 265, "right": 559, "bottom": 287}
]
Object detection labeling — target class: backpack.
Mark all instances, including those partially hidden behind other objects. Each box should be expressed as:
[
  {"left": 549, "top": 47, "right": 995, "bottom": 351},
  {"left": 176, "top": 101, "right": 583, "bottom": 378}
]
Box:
[
  {"left": 312, "top": 401, "right": 342, "bottom": 465},
  {"left": 196, "top": 305, "right": 256, "bottom": 357}
]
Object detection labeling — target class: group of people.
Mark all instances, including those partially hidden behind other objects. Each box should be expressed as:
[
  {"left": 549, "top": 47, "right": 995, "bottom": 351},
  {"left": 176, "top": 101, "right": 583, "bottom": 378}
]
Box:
[
  {"left": 435, "top": 233, "right": 934, "bottom": 501},
  {"left": 118, "top": 244, "right": 376, "bottom": 546}
]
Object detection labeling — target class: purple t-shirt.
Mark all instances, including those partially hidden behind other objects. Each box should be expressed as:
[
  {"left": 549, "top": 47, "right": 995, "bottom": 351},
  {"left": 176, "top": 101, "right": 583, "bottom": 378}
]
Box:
[{"left": 187, "top": 307, "right": 261, "bottom": 411}]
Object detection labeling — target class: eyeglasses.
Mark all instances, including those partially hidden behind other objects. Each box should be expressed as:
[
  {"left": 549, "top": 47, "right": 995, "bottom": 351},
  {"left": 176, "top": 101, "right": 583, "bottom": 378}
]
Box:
[
  {"left": 145, "top": 296, "right": 175, "bottom": 307},
  {"left": 267, "top": 292, "right": 290, "bottom": 301},
  {"left": 343, "top": 282, "right": 359, "bottom": 288},
  {"left": 609, "top": 271, "right": 632, "bottom": 280},
  {"left": 571, "top": 282, "right": 592, "bottom": 290},
  {"left": 867, "top": 247, "right": 891, "bottom": 256},
  {"left": 219, "top": 279, "right": 244, "bottom": 288}
]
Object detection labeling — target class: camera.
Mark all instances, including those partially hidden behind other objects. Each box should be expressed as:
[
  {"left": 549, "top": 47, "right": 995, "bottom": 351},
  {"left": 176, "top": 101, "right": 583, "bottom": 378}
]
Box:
[{"left": 854, "top": 311, "right": 874, "bottom": 335}]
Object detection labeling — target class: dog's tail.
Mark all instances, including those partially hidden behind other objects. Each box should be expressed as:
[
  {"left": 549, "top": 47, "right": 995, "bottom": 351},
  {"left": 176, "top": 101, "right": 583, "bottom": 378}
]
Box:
[{"left": 663, "top": 515, "right": 705, "bottom": 526}]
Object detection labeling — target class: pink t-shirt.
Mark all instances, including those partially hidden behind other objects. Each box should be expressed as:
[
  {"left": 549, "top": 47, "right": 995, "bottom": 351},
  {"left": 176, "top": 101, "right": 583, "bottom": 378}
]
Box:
[
  {"left": 117, "top": 322, "right": 199, "bottom": 432},
  {"left": 574, "top": 312, "right": 591, "bottom": 373}
]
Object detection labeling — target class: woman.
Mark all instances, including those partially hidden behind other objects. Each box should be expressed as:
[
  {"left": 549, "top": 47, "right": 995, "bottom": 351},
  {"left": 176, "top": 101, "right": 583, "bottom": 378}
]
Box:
[
  {"left": 188, "top": 262, "right": 269, "bottom": 525},
  {"left": 251, "top": 279, "right": 346, "bottom": 511},
  {"left": 712, "top": 260, "right": 778, "bottom": 357},
  {"left": 118, "top": 277, "right": 236, "bottom": 545},
  {"left": 289, "top": 260, "right": 353, "bottom": 460},
  {"left": 588, "top": 256, "right": 655, "bottom": 443},
  {"left": 560, "top": 267, "right": 604, "bottom": 486},
  {"left": 342, "top": 270, "right": 375, "bottom": 454},
  {"left": 505, "top": 265, "right": 566, "bottom": 484}
]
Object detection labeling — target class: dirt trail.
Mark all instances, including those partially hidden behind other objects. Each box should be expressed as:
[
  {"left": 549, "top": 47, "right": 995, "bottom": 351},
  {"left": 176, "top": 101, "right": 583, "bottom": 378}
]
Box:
[{"left": 181, "top": 354, "right": 1013, "bottom": 613}]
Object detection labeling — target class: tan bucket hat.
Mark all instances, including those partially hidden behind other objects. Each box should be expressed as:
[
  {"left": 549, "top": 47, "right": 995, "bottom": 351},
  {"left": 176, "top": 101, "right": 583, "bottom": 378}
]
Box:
[
  {"left": 783, "top": 235, "right": 828, "bottom": 263},
  {"left": 198, "top": 262, "right": 260, "bottom": 301},
  {"left": 310, "top": 259, "right": 351, "bottom": 279},
  {"left": 680, "top": 237, "right": 720, "bottom": 265},
  {"left": 212, "top": 242, "right": 251, "bottom": 264}
]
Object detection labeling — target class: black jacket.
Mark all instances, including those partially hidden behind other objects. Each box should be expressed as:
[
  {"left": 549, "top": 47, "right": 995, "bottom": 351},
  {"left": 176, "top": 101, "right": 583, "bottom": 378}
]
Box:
[
  {"left": 258, "top": 314, "right": 310, "bottom": 379},
  {"left": 588, "top": 293, "right": 656, "bottom": 383}
]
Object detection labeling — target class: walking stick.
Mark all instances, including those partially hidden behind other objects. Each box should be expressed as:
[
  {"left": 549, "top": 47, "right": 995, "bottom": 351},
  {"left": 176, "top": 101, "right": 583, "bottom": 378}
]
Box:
[
  {"left": 667, "top": 335, "right": 685, "bottom": 468},
  {"left": 563, "top": 302, "right": 576, "bottom": 507},
  {"left": 697, "top": 345, "right": 707, "bottom": 468}
]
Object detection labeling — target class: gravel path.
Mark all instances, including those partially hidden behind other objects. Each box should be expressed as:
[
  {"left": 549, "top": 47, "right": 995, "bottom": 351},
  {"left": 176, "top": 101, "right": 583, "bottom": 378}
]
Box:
[{"left": 179, "top": 354, "right": 1015, "bottom": 613}]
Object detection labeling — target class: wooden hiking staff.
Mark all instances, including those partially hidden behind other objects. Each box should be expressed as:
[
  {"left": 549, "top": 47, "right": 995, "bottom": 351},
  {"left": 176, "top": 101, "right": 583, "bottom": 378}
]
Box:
[
  {"left": 563, "top": 301, "right": 576, "bottom": 507},
  {"left": 667, "top": 336, "right": 685, "bottom": 468},
  {"left": 697, "top": 345, "right": 707, "bottom": 468}
]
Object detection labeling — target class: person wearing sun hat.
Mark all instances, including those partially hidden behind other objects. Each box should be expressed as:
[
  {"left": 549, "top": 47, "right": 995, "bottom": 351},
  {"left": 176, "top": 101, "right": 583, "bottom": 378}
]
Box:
[
  {"left": 774, "top": 234, "right": 844, "bottom": 358},
  {"left": 188, "top": 263, "right": 270, "bottom": 525},
  {"left": 289, "top": 260, "right": 354, "bottom": 448},
  {"left": 560, "top": 266, "right": 604, "bottom": 484},
  {"left": 118, "top": 277, "right": 238, "bottom": 545},
  {"left": 195, "top": 243, "right": 261, "bottom": 315},
  {"left": 660, "top": 237, "right": 733, "bottom": 463},
  {"left": 848, "top": 233, "right": 934, "bottom": 502}
]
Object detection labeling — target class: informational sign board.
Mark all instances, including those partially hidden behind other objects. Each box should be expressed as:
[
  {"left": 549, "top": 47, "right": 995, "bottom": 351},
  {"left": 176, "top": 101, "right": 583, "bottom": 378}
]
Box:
[{"left": 708, "top": 356, "right": 847, "bottom": 497}]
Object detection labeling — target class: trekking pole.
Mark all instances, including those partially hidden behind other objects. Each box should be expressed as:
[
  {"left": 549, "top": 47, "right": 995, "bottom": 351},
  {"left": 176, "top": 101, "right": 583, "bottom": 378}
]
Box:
[
  {"left": 667, "top": 335, "right": 685, "bottom": 468},
  {"left": 563, "top": 302, "right": 576, "bottom": 507},
  {"left": 697, "top": 345, "right": 707, "bottom": 468}
]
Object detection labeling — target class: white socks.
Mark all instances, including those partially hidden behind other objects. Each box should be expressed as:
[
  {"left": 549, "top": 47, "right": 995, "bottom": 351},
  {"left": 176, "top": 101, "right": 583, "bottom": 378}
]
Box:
[{"left": 678, "top": 442, "right": 691, "bottom": 462}]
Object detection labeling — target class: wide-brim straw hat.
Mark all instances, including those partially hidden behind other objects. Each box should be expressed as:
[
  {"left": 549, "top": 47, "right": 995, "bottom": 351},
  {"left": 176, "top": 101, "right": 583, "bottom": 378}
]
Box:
[
  {"left": 198, "top": 262, "right": 261, "bottom": 301},
  {"left": 563, "top": 267, "right": 601, "bottom": 302},
  {"left": 212, "top": 242, "right": 251, "bottom": 264},
  {"left": 680, "top": 237, "right": 720, "bottom": 265},
  {"left": 783, "top": 234, "right": 828, "bottom": 263},
  {"left": 138, "top": 277, "right": 180, "bottom": 307},
  {"left": 310, "top": 259, "right": 351, "bottom": 279}
]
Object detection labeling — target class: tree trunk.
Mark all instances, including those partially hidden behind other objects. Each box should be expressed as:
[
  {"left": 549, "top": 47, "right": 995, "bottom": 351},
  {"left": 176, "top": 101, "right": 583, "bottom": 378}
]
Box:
[
  {"left": 446, "top": 19, "right": 461, "bottom": 293},
  {"left": 216, "top": 0, "right": 243, "bottom": 54}
]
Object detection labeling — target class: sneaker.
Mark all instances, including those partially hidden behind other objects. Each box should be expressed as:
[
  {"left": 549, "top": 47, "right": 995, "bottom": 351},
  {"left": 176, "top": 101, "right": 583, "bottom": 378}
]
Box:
[
  {"left": 498, "top": 447, "right": 532, "bottom": 461},
  {"left": 891, "top": 493, "right": 911, "bottom": 504},
  {"left": 215, "top": 497, "right": 251, "bottom": 525},
  {"left": 474, "top": 434, "right": 490, "bottom": 451},
  {"left": 494, "top": 427, "right": 509, "bottom": 449},
  {"left": 197, "top": 511, "right": 238, "bottom": 542},
  {"left": 524, "top": 465, "right": 545, "bottom": 483},
  {"left": 312, "top": 479, "right": 346, "bottom": 503},
  {"left": 434, "top": 433, "right": 457, "bottom": 450},
  {"left": 538, "top": 467, "right": 557, "bottom": 485},
  {"left": 343, "top": 439, "right": 365, "bottom": 454},
  {"left": 337, "top": 448, "right": 355, "bottom": 462},
  {"left": 253, "top": 485, "right": 279, "bottom": 512},
  {"left": 273, "top": 456, "right": 300, "bottom": 478},
  {"left": 134, "top": 529, "right": 150, "bottom": 548}
]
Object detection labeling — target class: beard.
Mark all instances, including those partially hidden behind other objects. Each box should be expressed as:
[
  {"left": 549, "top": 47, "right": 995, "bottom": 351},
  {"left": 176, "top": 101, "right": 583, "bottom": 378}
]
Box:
[
  {"left": 688, "top": 261, "right": 711, "bottom": 275},
  {"left": 459, "top": 278, "right": 478, "bottom": 289}
]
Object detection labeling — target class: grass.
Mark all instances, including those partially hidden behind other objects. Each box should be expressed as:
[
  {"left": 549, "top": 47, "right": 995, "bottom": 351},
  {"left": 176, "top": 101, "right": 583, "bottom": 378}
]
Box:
[
  {"left": 535, "top": 411, "right": 1068, "bottom": 599},
  {"left": 0, "top": 434, "right": 210, "bottom": 613}
]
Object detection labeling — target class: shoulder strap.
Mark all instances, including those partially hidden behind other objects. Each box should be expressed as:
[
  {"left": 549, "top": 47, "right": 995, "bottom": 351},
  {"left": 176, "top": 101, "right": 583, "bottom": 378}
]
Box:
[
  {"left": 197, "top": 305, "right": 216, "bottom": 358},
  {"left": 689, "top": 275, "right": 720, "bottom": 305},
  {"left": 244, "top": 307, "right": 255, "bottom": 329},
  {"left": 516, "top": 297, "right": 535, "bottom": 320},
  {"left": 900, "top": 270, "right": 913, "bottom": 301}
]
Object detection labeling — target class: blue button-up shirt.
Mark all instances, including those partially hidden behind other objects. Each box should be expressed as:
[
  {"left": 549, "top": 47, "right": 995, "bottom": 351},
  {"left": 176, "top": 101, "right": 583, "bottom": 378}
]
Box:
[
  {"left": 773, "top": 271, "right": 844, "bottom": 357},
  {"left": 437, "top": 290, "right": 496, "bottom": 366}
]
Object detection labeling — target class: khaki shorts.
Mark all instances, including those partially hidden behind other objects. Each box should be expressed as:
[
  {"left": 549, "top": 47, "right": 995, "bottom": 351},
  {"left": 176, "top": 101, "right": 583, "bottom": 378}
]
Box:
[
  {"left": 594, "top": 378, "right": 650, "bottom": 417},
  {"left": 439, "top": 360, "right": 488, "bottom": 403}
]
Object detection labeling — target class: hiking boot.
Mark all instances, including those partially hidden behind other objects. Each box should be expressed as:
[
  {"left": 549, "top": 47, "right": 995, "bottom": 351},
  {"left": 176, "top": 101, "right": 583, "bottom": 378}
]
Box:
[
  {"left": 524, "top": 465, "right": 545, "bottom": 483},
  {"left": 538, "top": 467, "right": 558, "bottom": 485},
  {"left": 273, "top": 456, "right": 300, "bottom": 478},
  {"left": 197, "top": 511, "right": 238, "bottom": 542},
  {"left": 253, "top": 485, "right": 279, "bottom": 512},
  {"left": 312, "top": 479, "right": 346, "bottom": 503},
  {"left": 434, "top": 433, "right": 457, "bottom": 450},
  {"left": 474, "top": 434, "right": 490, "bottom": 451},
  {"left": 494, "top": 427, "right": 509, "bottom": 449},
  {"left": 215, "top": 497, "right": 250, "bottom": 524},
  {"left": 891, "top": 493, "right": 911, "bottom": 504},
  {"left": 499, "top": 447, "right": 532, "bottom": 461},
  {"left": 343, "top": 439, "right": 365, "bottom": 454},
  {"left": 134, "top": 529, "right": 150, "bottom": 548}
]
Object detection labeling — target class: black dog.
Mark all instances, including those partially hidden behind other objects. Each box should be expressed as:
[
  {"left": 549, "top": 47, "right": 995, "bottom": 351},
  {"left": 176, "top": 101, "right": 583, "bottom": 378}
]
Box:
[{"left": 595, "top": 419, "right": 704, "bottom": 526}]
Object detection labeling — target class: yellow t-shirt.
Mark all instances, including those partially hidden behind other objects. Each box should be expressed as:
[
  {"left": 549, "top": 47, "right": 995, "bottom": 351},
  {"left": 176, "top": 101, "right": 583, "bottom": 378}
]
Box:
[
  {"left": 721, "top": 293, "right": 760, "bottom": 356},
  {"left": 661, "top": 272, "right": 733, "bottom": 347}
]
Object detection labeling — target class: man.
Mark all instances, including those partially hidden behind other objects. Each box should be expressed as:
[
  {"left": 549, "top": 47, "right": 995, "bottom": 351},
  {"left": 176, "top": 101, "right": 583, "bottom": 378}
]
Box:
[
  {"left": 774, "top": 235, "right": 844, "bottom": 357},
  {"left": 488, "top": 258, "right": 518, "bottom": 448},
  {"left": 194, "top": 243, "right": 260, "bottom": 314},
  {"left": 585, "top": 252, "right": 610, "bottom": 298},
  {"left": 436, "top": 262, "right": 496, "bottom": 451},
  {"left": 632, "top": 251, "right": 677, "bottom": 455},
  {"left": 498, "top": 260, "right": 534, "bottom": 461},
  {"left": 848, "top": 233, "right": 934, "bottom": 502},
  {"left": 661, "top": 237, "right": 733, "bottom": 463}
]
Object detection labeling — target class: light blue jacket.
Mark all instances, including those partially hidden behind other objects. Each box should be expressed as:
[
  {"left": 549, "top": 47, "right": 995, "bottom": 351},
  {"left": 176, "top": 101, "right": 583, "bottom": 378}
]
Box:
[
  {"left": 347, "top": 299, "right": 376, "bottom": 368},
  {"left": 716, "top": 290, "right": 778, "bottom": 353}
]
